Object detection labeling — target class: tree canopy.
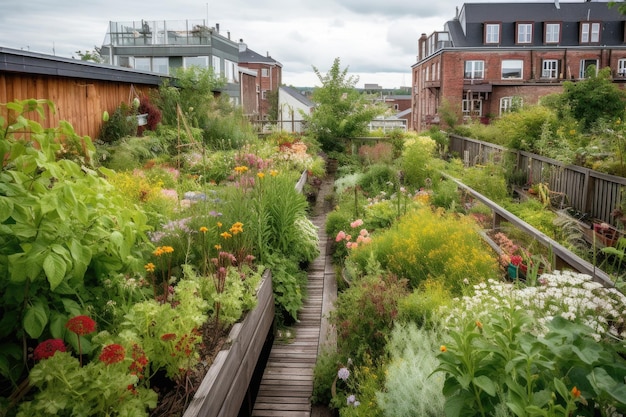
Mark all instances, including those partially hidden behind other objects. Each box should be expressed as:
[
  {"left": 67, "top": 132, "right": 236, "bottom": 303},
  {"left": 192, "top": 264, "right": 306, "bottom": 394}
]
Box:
[{"left": 303, "top": 58, "right": 387, "bottom": 152}]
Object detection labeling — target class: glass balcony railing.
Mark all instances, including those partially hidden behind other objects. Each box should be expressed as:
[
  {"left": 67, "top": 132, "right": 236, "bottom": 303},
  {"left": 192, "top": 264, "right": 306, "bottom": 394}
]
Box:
[{"left": 104, "top": 20, "right": 215, "bottom": 47}]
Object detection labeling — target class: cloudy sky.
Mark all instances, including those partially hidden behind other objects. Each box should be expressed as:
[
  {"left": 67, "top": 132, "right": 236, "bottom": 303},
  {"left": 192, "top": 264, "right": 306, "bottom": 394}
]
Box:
[{"left": 0, "top": 0, "right": 594, "bottom": 88}]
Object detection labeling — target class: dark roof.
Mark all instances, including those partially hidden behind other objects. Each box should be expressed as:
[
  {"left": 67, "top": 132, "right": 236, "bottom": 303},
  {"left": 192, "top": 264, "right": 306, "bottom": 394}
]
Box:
[
  {"left": 446, "top": 2, "right": 626, "bottom": 48},
  {"left": 0, "top": 47, "right": 168, "bottom": 85},
  {"left": 280, "top": 86, "right": 314, "bottom": 108},
  {"left": 239, "top": 46, "right": 282, "bottom": 66}
]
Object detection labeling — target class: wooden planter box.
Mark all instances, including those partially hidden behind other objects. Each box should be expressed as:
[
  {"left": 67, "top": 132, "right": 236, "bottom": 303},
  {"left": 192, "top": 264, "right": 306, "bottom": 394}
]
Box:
[{"left": 183, "top": 270, "right": 274, "bottom": 417}]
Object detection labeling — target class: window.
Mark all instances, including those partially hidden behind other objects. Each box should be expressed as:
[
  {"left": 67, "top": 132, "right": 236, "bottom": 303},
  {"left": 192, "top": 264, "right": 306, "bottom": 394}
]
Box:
[
  {"left": 212, "top": 56, "right": 222, "bottom": 75},
  {"left": 517, "top": 23, "right": 533, "bottom": 44},
  {"left": 485, "top": 23, "right": 500, "bottom": 44},
  {"left": 261, "top": 90, "right": 268, "bottom": 100},
  {"left": 224, "top": 59, "right": 238, "bottom": 82},
  {"left": 580, "top": 59, "right": 598, "bottom": 78},
  {"left": 152, "top": 57, "right": 169, "bottom": 75},
  {"left": 501, "top": 60, "right": 523, "bottom": 79},
  {"left": 618, "top": 59, "right": 626, "bottom": 76},
  {"left": 580, "top": 22, "right": 601, "bottom": 43},
  {"left": 542, "top": 59, "right": 559, "bottom": 78},
  {"left": 500, "top": 96, "right": 523, "bottom": 115},
  {"left": 184, "top": 56, "right": 208, "bottom": 69},
  {"left": 261, "top": 68, "right": 269, "bottom": 77},
  {"left": 462, "top": 95, "right": 483, "bottom": 117},
  {"left": 464, "top": 60, "right": 484, "bottom": 79},
  {"left": 545, "top": 23, "right": 560, "bottom": 43},
  {"left": 134, "top": 57, "right": 151, "bottom": 71}
]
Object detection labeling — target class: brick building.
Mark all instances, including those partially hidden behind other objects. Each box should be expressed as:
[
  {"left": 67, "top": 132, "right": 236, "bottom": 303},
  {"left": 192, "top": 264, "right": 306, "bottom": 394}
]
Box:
[
  {"left": 411, "top": 1, "right": 626, "bottom": 132},
  {"left": 238, "top": 40, "right": 282, "bottom": 120}
]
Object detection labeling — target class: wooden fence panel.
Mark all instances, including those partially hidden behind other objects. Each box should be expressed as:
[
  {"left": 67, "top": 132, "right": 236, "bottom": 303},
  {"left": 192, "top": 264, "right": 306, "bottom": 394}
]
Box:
[
  {"left": 449, "top": 134, "right": 626, "bottom": 226},
  {"left": 1, "top": 72, "right": 155, "bottom": 139}
]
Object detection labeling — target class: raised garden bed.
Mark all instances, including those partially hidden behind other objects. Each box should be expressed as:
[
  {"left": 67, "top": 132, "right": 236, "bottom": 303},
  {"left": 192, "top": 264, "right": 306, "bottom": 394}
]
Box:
[{"left": 183, "top": 270, "right": 274, "bottom": 417}]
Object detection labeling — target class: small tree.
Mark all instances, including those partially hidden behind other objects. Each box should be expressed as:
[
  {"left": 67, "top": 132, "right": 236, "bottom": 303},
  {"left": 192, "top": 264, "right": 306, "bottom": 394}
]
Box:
[
  {"left": 559, "top": 66, "right": 626, "bottom": 131},
  {"left": 303, "top": 58, "right": 387, "bottom": 152},
  {"left": 74, "top": 47, "right": 104, "bottom": 64}
]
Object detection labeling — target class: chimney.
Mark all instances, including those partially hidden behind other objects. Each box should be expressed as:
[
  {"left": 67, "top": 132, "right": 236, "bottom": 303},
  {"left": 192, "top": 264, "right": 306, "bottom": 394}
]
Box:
[
  {"left": 216, "top": 23, "right": 220, "bottom": 33},
  {"left": 239, "top": 39, "right": 247, "bottom": 52},
  {"left": 227, "top": 31, "right": 230, "bottom": 39}
]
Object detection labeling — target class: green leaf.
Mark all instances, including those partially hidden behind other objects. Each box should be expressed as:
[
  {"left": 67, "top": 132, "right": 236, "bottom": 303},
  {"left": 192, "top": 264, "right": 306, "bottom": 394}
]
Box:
[
  {"left": 23, "top": 300, "right": 49, "bottom": 338},
  {"left": 473, "top": 375, "right": 497, "bottom": 397},
  {"left": 0, "top": 196, "right": 14, "bottom": 222},
  {"left": 49, "top": 311, "right": 68, "bottom": 339},
  {"left": 43, "top": 252, "right": 67, "bottom": 290}
]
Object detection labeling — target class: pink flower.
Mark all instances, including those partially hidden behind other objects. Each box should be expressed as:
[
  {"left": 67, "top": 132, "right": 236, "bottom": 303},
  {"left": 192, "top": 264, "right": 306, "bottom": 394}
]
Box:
[
  {"left": 359, "top": 229, "right": 369, "bottom": 237},
  {"left": 335, "top": 230, "right": 346, "bottom": 242},
  {"left": 350, "top": 219, "right": 364, "bottom": 228}
]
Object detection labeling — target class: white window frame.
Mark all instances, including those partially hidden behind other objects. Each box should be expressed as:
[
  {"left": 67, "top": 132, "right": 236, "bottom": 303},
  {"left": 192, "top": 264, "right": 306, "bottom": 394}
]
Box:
[
  {"left": 517, "top": 23, "right": 532, "bottom": 44},
  {"left": 261, "top": 68, "right": 269, "bottom": 77},
  {"left": 184, "top": 56, "right": 209, "bottom": 69},
  {"left": 579, "top": 59, "right": 598, "bottom": 78},
  {"left": 542, "top": 59, "right": 559, "bottom": 79},
  {"left": 462, "top": 93, "right": 483, "bottom": 117},
  {"left": 501, "top": 59, "right": 523, "bottom": 79},
  {"left": 618, "top": 59, "right": 626, "bottom": 77},
  {"left": 485, "top": 23, "right": 500, "bottom": 44},
  {"left": 464, "top": 60, "right": 484, "bottom": 79},
  {"left": 224, "top": 59, "right": 238, "bottom": 82},
  {"left": 545, "top": 23, "right": 560, "bottom": 43},
  {"left": 212, "top": 56, "right": 222, "bottom": 75},
  {"left": 581, "top": 22, "right": 601, "bottom": 43},
  {"left": 261, "top": 90, "right": 268, "bottom": 100},
  {"left": 500, "top": 96, "right": 523, "bottom": 116}
]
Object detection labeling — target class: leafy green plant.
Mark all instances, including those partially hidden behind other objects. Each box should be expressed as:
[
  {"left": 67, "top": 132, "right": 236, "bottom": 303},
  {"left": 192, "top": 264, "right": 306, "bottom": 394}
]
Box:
[
  {"left": 0, "top": 100, "right": 149, "bottom": 388},
  {"left": 99, "top": 102, "right": 138, "bottom": 143},
  {"left": 357, "top": 164, "right": 398, "bottom": 197},
  {"left": 400, "top": 134, "right": 437, "bottom": 189}
]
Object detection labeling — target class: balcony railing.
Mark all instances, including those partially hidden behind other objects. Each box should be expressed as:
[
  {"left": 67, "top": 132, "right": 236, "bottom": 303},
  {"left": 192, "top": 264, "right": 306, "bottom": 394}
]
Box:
[{"left": 104, "top": 20, "right": 215, "bottom": 47}]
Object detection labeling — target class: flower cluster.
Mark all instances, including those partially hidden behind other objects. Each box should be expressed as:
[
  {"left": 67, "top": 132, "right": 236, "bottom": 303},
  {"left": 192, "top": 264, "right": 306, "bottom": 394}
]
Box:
[
  {"left": 66, "top": 315, "right": 96, "bottom": 336},
  {"left": 335, "top": 219, "right": 372, "bottom": 250},
  {"left": 153, "top": 245, "right": 174, "bottom": 257},
  {"left": 99, "top": 344, "right": 126, "bottom": 365},
  {"left": 128, "top": 343, "right": 148, "bottom": 380},
  {"left": 229, "top": 222, "right": 244, "bottom": 235},
  {"left": 33, "top": 339, "right": 66, "bottom": 361}
]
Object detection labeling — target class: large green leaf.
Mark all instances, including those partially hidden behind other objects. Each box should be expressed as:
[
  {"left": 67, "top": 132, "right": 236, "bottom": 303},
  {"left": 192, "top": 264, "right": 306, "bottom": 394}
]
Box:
[
  {"left": 43, "top": 252, "right": 67, "bottom": 290},
  {"left": 0, "top": 196, "right": 14, "bottom": 223},
  {"left": 23, "top": 300, "right": 48, "bottom": 338}
]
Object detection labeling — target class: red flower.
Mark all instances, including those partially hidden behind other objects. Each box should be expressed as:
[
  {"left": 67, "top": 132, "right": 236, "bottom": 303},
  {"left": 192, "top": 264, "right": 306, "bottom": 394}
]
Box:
[
  {"left": 33, "top": 339, "right": 66, "bottom": 361},
  {"left": 65, "top": 315, "right": 96, "bottom": 336},
  {"left": 510, "top": 255, "right": 523, "bottom": 266},
  {"left": 99, "top": 344, "right": 126, "bottom": 365},
  {"left": 160, "top": 333, "right": 176, "bottom": 341}
]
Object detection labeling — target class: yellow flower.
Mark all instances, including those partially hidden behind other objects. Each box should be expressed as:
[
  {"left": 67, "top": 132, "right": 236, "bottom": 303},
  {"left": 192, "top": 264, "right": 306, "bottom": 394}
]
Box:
[
  {"left": 440, "top": 345, "right": 447, "bottom": 352},
  {"left": 229, "top": 221, "right": 244, "bottom": 235},
  {"left": 217, "top": 222, "right": 223, "bottom": 228},
  {"left": 199, "top": 226, "right": 209, "bottom": 233},
  {"left": 257, "top": 172, "right": 265, "bottom": 179},
  {"left": 214, "top": 244, "right": 222, "bottom": 250},
  {"left": 234, "top": 165, "right": 249, "bottom": 174},
  {"left": 162, "top": 246, "right": 174, "bottom": 254},
  {"left": 220, "top": 231, "right": 232, "bottom": 239},
  {"left": 153, "top": 247, "right": 164, "bottom": 257},
  {"left": 144, "top": 263, "right": 155, "bottom": 273},
  {"left": 270, "top": 169, "right": 278, "bottom": 177}
]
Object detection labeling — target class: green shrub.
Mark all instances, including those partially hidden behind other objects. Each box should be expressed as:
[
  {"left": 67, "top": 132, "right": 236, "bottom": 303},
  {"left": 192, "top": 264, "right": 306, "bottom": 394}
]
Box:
[
  {"left": 358, "top": 142, "right": 394, "bottom": 166},
  {"left": 377, "top": 323, "right": 446, "bottom": 417},
  {"left": 358, "top": 164, "right": 398, "bottom": 197},
  {"left": 331, "top": 274, "right": 408, "bottom": 362},
  {"left": 397, "top": 279, "right": 453, "bottom": 328},
  {"left": 400, "top": 135, "right": 437, "bottom": 188},
  {"left": 431, "top": 178, "right": 460, "bottom": 210},
  {"left": 99, "top": 102, "right": 138, "bottom": 143}
]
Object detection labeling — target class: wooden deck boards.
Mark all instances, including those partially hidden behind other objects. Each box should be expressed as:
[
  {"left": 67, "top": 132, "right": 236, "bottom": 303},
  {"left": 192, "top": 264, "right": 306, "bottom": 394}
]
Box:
[{"left": 251, "top": 215, "right": 332, "bottom": 417}]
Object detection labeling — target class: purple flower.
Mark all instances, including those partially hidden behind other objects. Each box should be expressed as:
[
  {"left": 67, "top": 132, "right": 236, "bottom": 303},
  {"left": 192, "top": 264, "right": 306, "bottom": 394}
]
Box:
[
  {"left": 337, "top": 367, "right": 350, "bottom": 381},
  {"left": 347, "top": 395, "right": 356, "bottom": 405}
]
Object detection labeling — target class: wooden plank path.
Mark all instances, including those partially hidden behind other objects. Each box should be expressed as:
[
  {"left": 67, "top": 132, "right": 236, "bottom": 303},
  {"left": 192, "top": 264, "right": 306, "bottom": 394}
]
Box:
[{"left": 251, "top": 210, "right": 336, "bottom": 417}]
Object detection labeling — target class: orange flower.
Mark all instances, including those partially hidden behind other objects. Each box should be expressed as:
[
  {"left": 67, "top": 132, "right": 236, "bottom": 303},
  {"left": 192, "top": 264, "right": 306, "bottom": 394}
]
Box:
[
  {"left": 220, "top": 231, "right": 232, "bottom": 239},
  {"left": 257, "top": 172, "right": 265, "bottom": 179},
  {"left": 199, "top": 226, "right": 209, "bottom": 233},
  {"left": 217, "top": 222, "right": 222, "bottom": 228},
  {"left": 270, "top": 170, "right": 278, "bottom": 177},
  {"left": 214, "top": 244, "right": 222, "bottom": 250},
  {"left": 475, "top": 320, "right": 483, "bottom": 329},
  {"left": 571, "top": 386, "right": 581, "bottom": 398},
  {"left": 440, "top": 345, "right": 447, "bottom": 352},
  {"left": 144, "top": 262, "right": 155, "bottom": 273}
]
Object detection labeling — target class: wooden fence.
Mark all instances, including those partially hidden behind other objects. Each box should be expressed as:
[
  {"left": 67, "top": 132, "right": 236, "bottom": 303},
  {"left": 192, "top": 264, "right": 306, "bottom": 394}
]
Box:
[{"left": 449, "top": 134, "right": 626, "bottom": 226}]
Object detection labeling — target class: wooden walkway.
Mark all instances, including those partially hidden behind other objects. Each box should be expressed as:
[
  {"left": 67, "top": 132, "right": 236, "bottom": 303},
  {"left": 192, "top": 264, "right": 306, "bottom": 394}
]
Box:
[{"left": 251, "top": 205, "right": 336, "bottom": 416}]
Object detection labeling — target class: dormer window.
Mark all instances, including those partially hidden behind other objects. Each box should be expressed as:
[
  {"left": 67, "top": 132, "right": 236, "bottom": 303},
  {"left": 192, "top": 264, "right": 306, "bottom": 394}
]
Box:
[
  {"left": 485, "top": 23, "right": 501, "bottom": 44},
  {"left": 580, "top": 22, "right": 601, "bottom": 43},
  {"left": 516, "top": 22, "right": 533, "bottom": 44},
  {"left": 545, "top": 23, "right": 561, "bottom": 44}
]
